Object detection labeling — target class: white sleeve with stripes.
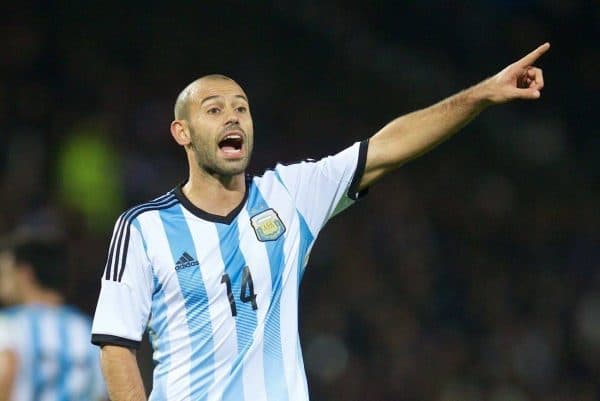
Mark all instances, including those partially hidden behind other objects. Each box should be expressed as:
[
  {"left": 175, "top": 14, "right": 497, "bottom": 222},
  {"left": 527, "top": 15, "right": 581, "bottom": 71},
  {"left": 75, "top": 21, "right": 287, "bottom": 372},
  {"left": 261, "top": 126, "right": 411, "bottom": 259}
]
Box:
[
  {"left": 274, "top": 140, "right": 368, "bottom": 236},
  {"left": 91, "top": 218, "right": 152, "bottom": 349}
]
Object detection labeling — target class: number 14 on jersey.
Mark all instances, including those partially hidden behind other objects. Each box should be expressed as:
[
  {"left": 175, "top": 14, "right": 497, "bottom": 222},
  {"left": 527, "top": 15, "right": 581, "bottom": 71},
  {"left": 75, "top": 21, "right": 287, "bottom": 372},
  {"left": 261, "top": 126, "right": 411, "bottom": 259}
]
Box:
[{"left": 220, "top": 266, "right": 258, "bottom": 317}]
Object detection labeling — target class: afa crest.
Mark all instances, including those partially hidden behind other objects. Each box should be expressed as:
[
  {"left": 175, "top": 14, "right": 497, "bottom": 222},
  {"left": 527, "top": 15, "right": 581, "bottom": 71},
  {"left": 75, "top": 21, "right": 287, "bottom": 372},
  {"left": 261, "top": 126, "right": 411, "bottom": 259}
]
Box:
[{"left": 250, "top": 208, "right": 286, "bottom": 242}]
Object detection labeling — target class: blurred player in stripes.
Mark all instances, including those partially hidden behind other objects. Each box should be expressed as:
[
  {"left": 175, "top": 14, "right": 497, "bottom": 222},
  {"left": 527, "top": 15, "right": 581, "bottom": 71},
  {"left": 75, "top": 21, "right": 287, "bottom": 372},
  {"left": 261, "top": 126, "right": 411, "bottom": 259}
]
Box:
[
  {"left": 0, "top": 229, "right": 107, "bottom": 401},
  {"left": 91, "top": 43, "right": 549, "bottom": 400}
]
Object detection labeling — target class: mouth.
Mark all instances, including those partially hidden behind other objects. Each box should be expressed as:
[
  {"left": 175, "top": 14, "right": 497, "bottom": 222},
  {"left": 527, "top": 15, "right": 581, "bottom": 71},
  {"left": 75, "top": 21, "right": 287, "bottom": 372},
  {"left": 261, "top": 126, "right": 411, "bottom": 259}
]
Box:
[{"left": 218, "top": 131, "right": 245, "bottom": 158}]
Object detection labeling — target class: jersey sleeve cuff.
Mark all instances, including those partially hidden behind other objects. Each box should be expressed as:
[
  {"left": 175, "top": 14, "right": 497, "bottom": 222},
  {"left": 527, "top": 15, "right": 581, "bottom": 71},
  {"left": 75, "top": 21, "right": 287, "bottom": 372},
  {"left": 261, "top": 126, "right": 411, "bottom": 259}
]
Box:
[
  {"left": 91, "top": 334, "right": 141, "bottom": 349},
  {"left": 347, "top": 139, "right": 369, "bottom": 200}
]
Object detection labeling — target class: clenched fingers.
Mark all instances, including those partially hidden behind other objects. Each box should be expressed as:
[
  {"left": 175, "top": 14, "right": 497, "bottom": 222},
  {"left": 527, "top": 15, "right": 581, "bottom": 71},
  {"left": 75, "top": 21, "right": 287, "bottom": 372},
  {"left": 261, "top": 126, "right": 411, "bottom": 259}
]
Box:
[{"left": 524, "top": 67, "right": 544, "bottom": 89}]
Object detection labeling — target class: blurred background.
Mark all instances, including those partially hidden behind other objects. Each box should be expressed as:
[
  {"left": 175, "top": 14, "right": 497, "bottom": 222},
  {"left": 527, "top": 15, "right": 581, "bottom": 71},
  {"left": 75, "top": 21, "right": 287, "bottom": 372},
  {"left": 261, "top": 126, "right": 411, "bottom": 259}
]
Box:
[{"left": 1, "top": 1, "right": 598, "bottom": 400}]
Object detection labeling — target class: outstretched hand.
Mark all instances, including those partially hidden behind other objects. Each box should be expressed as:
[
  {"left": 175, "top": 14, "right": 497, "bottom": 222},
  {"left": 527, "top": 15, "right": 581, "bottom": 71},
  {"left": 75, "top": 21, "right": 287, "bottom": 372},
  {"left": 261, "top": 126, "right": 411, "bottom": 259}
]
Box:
[{"left": 485, "top": 42, "right": 550, "bottom": 104}]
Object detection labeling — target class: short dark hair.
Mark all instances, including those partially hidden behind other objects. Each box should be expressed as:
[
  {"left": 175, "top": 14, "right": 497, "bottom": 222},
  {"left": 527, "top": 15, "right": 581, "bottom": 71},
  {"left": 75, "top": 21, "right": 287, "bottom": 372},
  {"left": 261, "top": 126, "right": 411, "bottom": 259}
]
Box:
[
  {"left": 2, "top": 231, "right": 67, "bottom": 292},
  {"left": 174, "top": 74, "right": 236, "bottom": 120}
]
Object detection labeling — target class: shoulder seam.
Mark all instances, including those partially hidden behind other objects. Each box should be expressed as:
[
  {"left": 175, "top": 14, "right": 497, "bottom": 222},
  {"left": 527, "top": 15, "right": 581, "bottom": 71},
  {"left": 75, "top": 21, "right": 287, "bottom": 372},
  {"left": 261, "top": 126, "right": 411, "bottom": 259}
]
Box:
[{"left": 257, "top": 158, "right": 317, "bottom": 178}]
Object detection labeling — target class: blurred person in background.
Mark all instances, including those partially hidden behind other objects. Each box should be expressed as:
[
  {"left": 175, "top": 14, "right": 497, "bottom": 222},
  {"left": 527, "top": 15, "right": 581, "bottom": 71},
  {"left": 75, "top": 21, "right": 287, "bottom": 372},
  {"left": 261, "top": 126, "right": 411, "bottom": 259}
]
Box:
[
  {"left": 0, "top": 228, "right": 107, "bottom": 401},
  {"left": 91, "top": 43, "right": 548, "bottom": 401}
]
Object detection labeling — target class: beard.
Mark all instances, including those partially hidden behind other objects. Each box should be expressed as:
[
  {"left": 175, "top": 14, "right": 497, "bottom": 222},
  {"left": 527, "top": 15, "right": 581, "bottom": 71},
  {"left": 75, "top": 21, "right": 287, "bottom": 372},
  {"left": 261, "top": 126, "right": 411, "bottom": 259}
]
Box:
[{"left": 188, "top": 128, "right": 252, "bottom": 177}]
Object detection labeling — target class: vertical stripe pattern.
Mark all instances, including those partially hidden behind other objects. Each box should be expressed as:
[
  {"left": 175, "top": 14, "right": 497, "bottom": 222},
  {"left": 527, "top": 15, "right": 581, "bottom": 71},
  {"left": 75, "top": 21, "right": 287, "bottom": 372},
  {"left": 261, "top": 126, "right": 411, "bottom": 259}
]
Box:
[
  {"left": 56, "top": 310, "right": 70, "bottom": 401},
  {"left": 216, "top": 219, "right": 256, "bottom": 401},
  {"left": 248, "top": 183, "right": 289, "bottom": 401},
  {"left": 160, "top": 205, "right": 215, "bottom": 400},
  {"left": 180, "top": 208, "right": 239, "bottom": 401},
  {"left": 3, "top": 305, "right": 105, "bottom": 401},
  {"left": 296, "top": 213, "right": 314, "bottom": 284},
  {"left": 235, "top": 204, "right": 271, "bottom": 401},
  {"left": 30, "top": 308, "right": 42, "bottom": 401},
  {"left": 138, "top": 209, "right": 193, "bottom": 401},
  {"left": 92, "top": 142, "right": 363, "bottom": 401},
  {"left": 148, "top": 272, "right": 169, "bottom": 401}
]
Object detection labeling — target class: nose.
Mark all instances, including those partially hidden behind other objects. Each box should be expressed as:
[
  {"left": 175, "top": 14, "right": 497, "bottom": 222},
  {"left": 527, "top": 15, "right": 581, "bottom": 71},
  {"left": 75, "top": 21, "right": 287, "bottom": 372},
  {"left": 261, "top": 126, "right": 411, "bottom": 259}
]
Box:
[{"left": 225, "top": 107, "right": 239, "bottom": 126}]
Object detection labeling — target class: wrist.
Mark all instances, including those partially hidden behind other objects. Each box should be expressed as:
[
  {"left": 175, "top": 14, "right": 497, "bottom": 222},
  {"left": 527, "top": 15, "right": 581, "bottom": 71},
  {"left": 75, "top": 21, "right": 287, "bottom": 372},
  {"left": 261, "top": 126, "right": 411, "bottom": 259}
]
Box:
[{"left": 467, "top": 78, "right": 497, "bottom": 108}]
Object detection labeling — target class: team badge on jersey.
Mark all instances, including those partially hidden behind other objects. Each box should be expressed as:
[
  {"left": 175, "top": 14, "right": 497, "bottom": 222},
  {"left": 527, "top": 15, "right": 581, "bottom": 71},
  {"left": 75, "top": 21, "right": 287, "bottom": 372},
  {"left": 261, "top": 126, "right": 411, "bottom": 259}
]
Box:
[{"left": 250, "top": 208, "right": 286, "bottom": 241}]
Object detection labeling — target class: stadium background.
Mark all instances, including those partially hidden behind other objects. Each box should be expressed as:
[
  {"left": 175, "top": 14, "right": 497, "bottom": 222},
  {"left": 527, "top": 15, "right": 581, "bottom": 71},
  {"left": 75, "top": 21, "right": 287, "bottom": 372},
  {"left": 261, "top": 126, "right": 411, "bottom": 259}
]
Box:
[{"left": 1, "top": 1, "right": 598, "bottom": 400}]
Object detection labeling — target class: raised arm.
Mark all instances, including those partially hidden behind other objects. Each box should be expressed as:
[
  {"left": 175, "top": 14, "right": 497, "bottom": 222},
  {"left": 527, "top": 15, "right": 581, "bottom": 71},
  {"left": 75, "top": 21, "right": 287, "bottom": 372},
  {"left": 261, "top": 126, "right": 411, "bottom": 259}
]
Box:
[
  {"left": 100, "top": 345, "right": 146, "bottom": 401},
  {"left": 360, "top": 42, "right": 550, "bottom": 190}
]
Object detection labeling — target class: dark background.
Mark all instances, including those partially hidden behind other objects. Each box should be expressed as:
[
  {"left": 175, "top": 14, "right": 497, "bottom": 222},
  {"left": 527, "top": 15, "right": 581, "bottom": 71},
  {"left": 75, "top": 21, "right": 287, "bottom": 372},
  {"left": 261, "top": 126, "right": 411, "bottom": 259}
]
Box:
[{"left": 1, "top": 1, "right": 598, "bottom": 400}]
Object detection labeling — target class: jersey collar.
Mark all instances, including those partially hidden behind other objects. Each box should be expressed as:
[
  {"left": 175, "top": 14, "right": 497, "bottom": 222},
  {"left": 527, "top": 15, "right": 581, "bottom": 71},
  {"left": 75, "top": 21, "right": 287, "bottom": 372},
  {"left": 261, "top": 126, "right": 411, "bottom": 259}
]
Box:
[{"left": 173, "top": 176, "right": 251, "bottom": 225}]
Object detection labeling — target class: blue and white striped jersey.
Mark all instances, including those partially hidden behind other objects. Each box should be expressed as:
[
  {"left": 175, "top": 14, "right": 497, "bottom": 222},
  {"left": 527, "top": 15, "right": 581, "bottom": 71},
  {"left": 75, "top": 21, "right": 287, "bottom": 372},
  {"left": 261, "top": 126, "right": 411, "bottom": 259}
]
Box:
[
  {"left": 0, "top": 304, "right": 106, "bottom": 401},
  {"left": 91, "top": 141, "right": 368, "bottom": 401}
]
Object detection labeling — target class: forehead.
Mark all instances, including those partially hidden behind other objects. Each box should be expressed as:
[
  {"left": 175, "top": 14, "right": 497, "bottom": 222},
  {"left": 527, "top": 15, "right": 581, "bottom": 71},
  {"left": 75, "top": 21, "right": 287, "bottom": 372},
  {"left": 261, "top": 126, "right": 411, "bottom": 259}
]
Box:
[{"left": 191, "top": 79, "right": 247, "bottom": 103}]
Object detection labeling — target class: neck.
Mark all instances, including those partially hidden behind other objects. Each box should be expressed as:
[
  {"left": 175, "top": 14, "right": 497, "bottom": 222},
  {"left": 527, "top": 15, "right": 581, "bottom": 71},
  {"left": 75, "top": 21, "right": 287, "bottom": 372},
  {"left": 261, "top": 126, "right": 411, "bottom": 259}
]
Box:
[{"left": 183, "top": 165, "right": 247, "bottom": 216}]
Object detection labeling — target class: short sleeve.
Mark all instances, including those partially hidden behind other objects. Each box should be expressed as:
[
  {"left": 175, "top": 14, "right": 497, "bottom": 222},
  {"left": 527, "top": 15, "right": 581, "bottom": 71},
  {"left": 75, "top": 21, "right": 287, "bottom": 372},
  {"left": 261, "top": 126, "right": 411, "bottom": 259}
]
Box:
[
  {"left": 91, "top": 216, "right": 152, "bottom": 349},
  {"left": 274, "top": 140, "right": 368, "bottom": 236}
]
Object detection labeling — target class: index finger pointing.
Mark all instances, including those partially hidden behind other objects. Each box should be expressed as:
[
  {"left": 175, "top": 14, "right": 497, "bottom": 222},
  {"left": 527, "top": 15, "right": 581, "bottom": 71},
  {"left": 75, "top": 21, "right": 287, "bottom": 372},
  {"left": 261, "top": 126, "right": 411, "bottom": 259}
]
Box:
[{"left": 517, "top": 42, "right": 551, "bottom": 67}]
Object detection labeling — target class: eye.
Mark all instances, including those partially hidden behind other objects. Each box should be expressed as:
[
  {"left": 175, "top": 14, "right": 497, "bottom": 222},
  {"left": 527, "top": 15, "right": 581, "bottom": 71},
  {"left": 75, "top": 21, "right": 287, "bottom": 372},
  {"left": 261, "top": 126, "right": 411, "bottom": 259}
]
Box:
[
  {"left": 236, "top": 106, "right": 248, "bottom": 113},
  {"left": 207, "top": 107, "right": 221, "bottom": 115}
]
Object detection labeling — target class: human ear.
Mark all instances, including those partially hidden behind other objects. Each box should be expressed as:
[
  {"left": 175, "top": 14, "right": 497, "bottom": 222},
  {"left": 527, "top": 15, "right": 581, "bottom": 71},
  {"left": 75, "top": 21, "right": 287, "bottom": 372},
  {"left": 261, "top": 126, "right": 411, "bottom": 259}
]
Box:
[{"left": 170, "top": 120, "right": 191, "bottom": 146}]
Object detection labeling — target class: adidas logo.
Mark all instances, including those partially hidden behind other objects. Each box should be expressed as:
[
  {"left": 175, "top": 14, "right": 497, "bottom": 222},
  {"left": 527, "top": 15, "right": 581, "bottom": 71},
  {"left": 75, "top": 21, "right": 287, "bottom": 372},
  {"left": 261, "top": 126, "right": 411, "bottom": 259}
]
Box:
[{"left": 174, "top": 252, "right": 199, "bottom": 270}]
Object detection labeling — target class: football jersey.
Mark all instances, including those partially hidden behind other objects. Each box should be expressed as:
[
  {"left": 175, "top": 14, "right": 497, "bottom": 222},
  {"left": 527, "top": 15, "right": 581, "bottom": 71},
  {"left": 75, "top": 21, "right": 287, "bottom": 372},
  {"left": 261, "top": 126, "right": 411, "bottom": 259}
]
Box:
[
  {"left": 0, "top": 305, "right": 106, "bottom": 401},
  {"left": 91, "top": 140, "right": 368, "bottom": 401}
]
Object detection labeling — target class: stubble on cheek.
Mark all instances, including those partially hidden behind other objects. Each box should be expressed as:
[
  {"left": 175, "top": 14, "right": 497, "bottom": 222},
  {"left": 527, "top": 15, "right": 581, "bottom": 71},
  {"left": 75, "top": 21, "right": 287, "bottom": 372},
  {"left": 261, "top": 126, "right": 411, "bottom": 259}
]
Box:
[{"left": 188, "top": 127, "right": 252, "bottom": 176}]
